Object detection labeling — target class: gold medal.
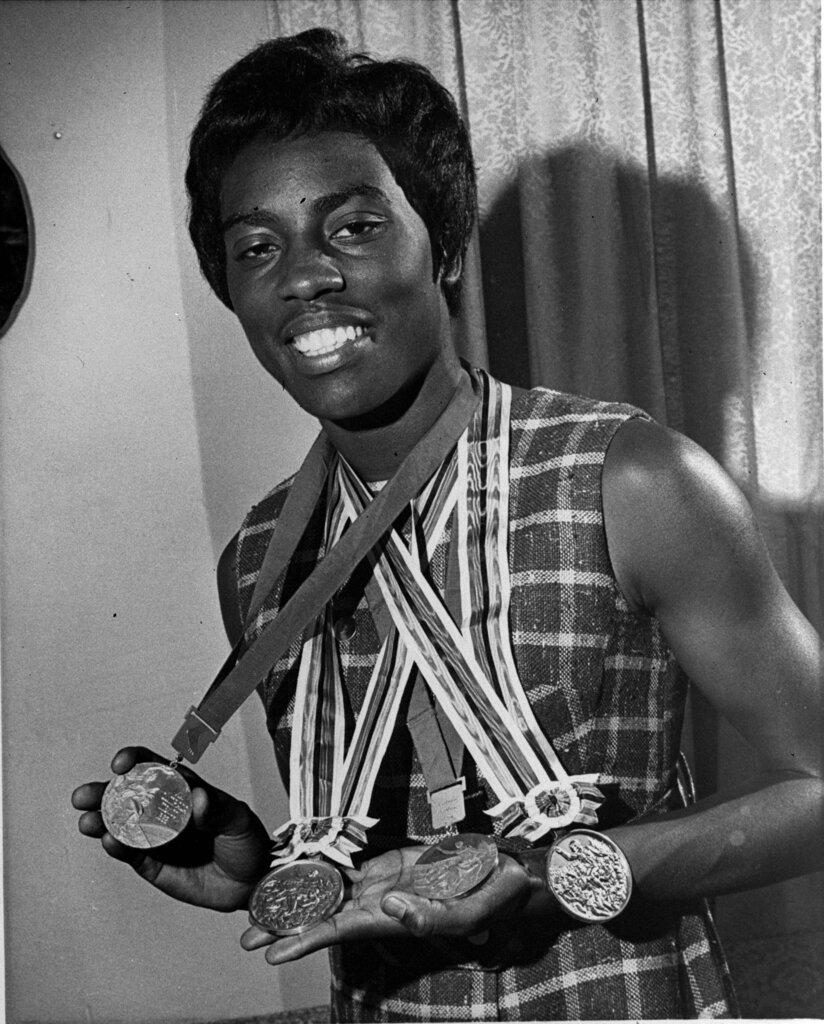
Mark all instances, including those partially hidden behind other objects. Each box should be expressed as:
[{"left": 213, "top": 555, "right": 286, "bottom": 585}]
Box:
[
  {"left": 249, "top": 860, "right": 344, "bottom": 936},
  {"left": 101, "top": 762, "right": 192, "bottom": 849},
  {"left": 411, "top": 833, "right": 498, "bottom": 900}
]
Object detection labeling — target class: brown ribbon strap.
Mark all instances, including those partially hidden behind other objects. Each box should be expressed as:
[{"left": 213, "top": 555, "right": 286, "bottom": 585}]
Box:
[
  {"left": 362, "top": 531, "right": 466, "bottom": 816},
  {"left": 171, "top": 372, "right": 480, "bottom": 763}
]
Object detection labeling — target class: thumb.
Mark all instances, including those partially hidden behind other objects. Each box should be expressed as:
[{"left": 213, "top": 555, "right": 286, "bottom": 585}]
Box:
[
  {"left": 190, "top": 784, "right": 236, "bottom": 832},
  {"left": 381, "top": 892, "right": 441, "bottom": 938},
  {"left": 190, "top": 783, "right": 263, "bottom": 840},
  {"left": 190, "top": 785, "right": 215, "bottom": 831}
]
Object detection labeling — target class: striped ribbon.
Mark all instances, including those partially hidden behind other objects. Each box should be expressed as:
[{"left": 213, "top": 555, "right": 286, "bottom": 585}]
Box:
[
  {"left": 273, "top": 370, "right": 603, "bottom": 864},
  {"left": 272, "top": 454, "right": 459, "bottom": 866}
]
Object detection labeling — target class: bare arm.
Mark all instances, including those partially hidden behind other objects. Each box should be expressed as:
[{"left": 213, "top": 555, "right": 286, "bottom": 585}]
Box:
[{"left": 602, "top": 418, "right": 823, "bottom": 900}]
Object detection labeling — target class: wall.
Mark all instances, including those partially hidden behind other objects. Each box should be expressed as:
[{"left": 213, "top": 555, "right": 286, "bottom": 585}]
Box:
[{"left": 0, "top": 2, "right": 327, "bottom": 1021}]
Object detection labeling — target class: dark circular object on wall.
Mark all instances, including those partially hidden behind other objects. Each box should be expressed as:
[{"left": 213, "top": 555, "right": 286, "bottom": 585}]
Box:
[{"left": 0, "top": 143, "right": 33, "bottom": 337}]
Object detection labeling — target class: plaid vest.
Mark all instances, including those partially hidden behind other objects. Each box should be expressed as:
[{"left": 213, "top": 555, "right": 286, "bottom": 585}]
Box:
[{"left": 235, "top": 376, "right": 736, "bottom": 1020}]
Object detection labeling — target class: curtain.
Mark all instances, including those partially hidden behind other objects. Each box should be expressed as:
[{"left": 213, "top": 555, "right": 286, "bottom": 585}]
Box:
[{"left": 265, "top": 1, "right": 822, "bottom": 1015}]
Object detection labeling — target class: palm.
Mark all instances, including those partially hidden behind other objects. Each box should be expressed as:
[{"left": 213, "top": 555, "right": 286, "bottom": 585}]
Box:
[
  {"left": 334, "top": 846, "right": 425, "bottom": 930},
  {"left": 242, "top": 844, "right": 532, "bottom": 964}
]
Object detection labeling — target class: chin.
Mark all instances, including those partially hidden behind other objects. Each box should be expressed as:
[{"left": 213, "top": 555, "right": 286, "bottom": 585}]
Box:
[{"left": 294, "top": 387, "right": 378, "bottom": 424}]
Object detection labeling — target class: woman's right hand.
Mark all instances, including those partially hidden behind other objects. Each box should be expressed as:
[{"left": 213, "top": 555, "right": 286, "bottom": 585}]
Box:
[{"left": 71, "top": 746, "right": 272, "bottom": 912}]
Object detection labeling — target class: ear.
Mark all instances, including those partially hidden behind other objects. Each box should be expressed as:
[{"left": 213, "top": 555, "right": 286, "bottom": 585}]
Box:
[{"left": 438, "top": 250, "right": 463, "bottom": 287}]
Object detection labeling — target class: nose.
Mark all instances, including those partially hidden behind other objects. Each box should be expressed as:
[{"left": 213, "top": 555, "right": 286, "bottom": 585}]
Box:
[{"left": 277, "top": 246, "right": 345, "bottom": 302}]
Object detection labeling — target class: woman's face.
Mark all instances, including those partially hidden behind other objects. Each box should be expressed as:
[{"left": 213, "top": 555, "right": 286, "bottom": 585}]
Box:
[{"left": 220, "top": 131, "right": 455, "bottom": 424}]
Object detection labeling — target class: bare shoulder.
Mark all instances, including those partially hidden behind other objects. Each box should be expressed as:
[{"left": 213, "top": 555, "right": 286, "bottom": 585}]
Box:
[
  {"left": 602, "top": 418, "right": 821, "bottom": 777},
  {"left": 602, "top": 417, "right": 773, "bottom": 615}
]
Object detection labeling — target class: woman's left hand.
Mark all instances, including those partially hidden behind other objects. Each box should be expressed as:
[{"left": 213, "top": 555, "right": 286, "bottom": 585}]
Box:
[{"left": 240, "top": 844, "right": 535, "bottom": 965}]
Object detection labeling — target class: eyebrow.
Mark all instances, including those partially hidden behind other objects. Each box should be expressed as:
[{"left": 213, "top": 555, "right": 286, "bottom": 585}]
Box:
[{"left": 221, "top": 183, "right": 390, "bottom": 233}]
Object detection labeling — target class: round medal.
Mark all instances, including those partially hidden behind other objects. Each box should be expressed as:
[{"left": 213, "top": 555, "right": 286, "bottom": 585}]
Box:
[
  {"left": 546, "top": 829, "right": 633, "bottom": 923},
  {"left": 101, "top": 761, "right": 192, "bottom": 849},
  {"left": 249, "top": 860, "right": 345, "bottom": 936},
  {"left": 411, "top": 833, "right": 499, "bottom": 900}
]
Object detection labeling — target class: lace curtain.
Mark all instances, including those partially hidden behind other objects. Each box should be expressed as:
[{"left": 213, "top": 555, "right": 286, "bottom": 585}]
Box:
[{"left": 266, "top": 0, "right": 821, "bottom": 1014}]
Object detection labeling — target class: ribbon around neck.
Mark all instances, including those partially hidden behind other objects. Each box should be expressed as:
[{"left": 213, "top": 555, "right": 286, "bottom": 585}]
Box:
[
  {"left": 270, "top": 371, "right": 605, "bottom": 866},
  {"left": 170, "top": 371, "right": 480, "bottom": 764}
]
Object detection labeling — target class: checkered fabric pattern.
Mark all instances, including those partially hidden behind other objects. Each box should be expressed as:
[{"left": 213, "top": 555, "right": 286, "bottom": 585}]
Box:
[{"left": 235, "top": 376, "right": 737, "bottom": 1020}]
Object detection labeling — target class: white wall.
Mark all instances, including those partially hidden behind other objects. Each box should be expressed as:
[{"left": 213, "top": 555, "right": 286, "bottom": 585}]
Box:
[{"left": 0, "top": 2, "right": 327, "bottom": 1020}]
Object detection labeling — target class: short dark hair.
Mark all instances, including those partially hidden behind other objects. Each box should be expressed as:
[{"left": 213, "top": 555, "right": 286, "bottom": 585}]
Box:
[{"left": 186, "top": 28, "right": 477, "bottom": 316}]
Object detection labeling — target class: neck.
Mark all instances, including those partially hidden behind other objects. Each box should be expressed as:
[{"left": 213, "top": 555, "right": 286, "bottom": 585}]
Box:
[{"left": 321, "top": 355, "right": 466, "bottom": 481}]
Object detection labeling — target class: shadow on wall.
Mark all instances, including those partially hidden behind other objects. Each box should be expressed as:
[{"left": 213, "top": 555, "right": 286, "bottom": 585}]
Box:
[
  {"left": 476, "top": 140, "right": 824, "bottom": 1018},
  {"left": 478, "top": 141, "right": 759, "bottom": 448},
  {"left": 477, "top": 139, "right": 822, "bottom": 624}
]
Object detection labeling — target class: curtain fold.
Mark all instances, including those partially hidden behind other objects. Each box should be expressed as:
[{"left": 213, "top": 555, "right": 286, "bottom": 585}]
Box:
[{"left": 264, "top": 1, "right": 822, "bottom": 1014}]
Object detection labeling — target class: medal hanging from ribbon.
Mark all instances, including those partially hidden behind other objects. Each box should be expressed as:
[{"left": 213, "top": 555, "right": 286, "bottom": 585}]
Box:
[
  {"left": 339, "top": 373, "right": 603, "bottom": 843},
  {"left": 101, "top": 371, "right": 476, "bottom": 865},
  {"left": 272, "top": 370, "right": 603, "bottom": 867},
  {"left": 454, "top": 373, "right": 603, "bottom": 835},
  {"left": 271, "top": 453, "right": 461, "bottom": 867}
]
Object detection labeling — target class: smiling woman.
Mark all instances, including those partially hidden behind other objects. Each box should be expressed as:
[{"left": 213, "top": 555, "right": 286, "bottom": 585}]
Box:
[
  {"left": 219, "top": 132, "right": 462, "bottom": 456},
  {"left": 65, "top": 17, "right": 822, "bottom": 1024},
  {"left": 1, "top": 0, "right": 818, "bottom": 1021}
]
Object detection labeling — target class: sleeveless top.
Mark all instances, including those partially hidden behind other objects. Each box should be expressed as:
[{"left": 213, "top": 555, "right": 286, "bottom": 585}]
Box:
[{"left": 234, "top": 375, "right": 737, "bottom": 1021}]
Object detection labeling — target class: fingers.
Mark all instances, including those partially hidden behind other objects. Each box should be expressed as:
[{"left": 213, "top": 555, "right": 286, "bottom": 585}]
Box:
[
  {"left": 189, "top": 784, "right": 261, "bottom": 842},
  {"left": 189, "top": 783, "right": 240, "bottom": 833},
  {"left": 77, "top": 815, "right": 148, "bottom": 870},
  {"left": 240, "top": 901, "right": 408, "bottom": 965},
  {"left": 187, "top": 784, "right": 245, "bottom": 837},
  {"left": 190, "top": 786, "right": 211, "bottom": 830},
  {"left": 263, "top": 919, "right": 341, "bottom": 964},
  {"left": 72, "top": 746, "right": 170, "bottom": 813},
  {"left": 380, "top": 892, "right": 443, "bottom": 938},
  {"left": 77, "top": 808, "right": 106, "bottom": 837},
  {"left": 110, "top": 746, "right": 166, "bottom": 774},
  {"left": 240, "top": 918, "right": 341, "bottom": 964},
  {"left": 240, "top": 923, "right": 277, "bottom": 950},
  {"left": 100, "top": 830, "right": 148, "bottom": 867},
  {"left": 379, "top": 859, "right": 530, "bottom": 939},
  {"left": 71, "top": 781, "right": 107, "bottom": 812}
]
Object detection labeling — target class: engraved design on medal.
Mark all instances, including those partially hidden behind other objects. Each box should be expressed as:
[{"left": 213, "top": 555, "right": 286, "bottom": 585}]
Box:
[
  {"left": 101, "top": 762, "right": 192, "bottom": 849},
  {"left": 548, "top": 830, "right": 632, "bottom": 922},
  {"left": 411, "top": 833, "right": 498, "bottom": 900},
  {"left": 249, "top": 861, "right": 344, "bottom": 936}
]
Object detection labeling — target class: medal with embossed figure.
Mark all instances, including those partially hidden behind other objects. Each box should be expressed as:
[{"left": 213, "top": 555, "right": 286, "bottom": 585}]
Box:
[
  {"left": 101, "top": 761, "right": 192, "bottom": 849},
  {"left": 411, "top": 833, "right": 499, "bottom": 900},
  {"left": 546, "top": 829, "right": 633, "bottom": 922},
  {"left": 249, "top": 860, "right": 344, "bottom": 936}
]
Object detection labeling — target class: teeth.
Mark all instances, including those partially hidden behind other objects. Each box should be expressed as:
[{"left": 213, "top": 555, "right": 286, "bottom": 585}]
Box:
[{"left": 291, "top": 324, "right": 364, "bottom": 355}]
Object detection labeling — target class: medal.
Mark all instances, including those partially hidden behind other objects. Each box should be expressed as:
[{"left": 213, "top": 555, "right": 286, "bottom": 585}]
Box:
[
  {"left": 546, "top": 829, "right": 633, "bottom": 923},
  {"left": 411, "top": 833, "right": 498, "bottom": 900},
  {"left": 248, "top": 860, "right": 344, "bottom": 935},
  {"left": 101, "top": 761, "right": 192, "bottom": 849}
]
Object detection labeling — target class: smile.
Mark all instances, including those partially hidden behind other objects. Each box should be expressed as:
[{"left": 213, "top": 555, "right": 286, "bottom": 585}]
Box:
[{"left": 291, "top": 324, "right": 365, "bottom": 357}]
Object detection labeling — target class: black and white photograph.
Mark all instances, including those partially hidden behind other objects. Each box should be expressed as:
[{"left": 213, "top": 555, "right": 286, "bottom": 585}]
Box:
[{"left": 0, "top": 1, "right": 821, "bottom": 1021}]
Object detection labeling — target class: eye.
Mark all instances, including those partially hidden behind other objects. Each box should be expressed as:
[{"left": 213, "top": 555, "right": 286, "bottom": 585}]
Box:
[
  {"left": 235, "top": 240, "right": 281, "bottom": 263},
  {"left": 331, "top": 218, "right": 385, "bottom": 242}
]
